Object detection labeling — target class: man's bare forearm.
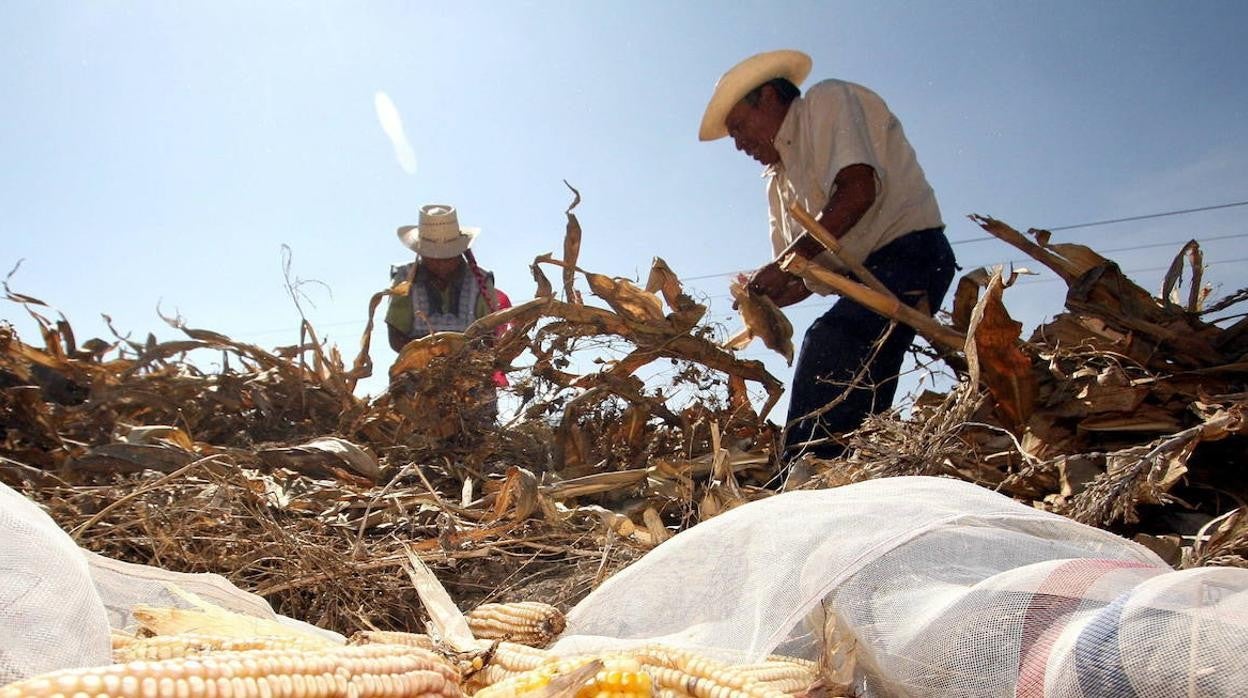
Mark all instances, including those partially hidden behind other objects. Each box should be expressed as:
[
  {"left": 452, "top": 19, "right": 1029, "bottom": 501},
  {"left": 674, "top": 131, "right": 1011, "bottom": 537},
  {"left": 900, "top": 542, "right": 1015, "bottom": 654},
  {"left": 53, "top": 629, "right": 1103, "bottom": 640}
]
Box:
[
  {"left": 752, "top": 165, "right": 877, "bottom": 304},
  {"left": 817, "top": 163, "right": 877, "bottom": 240}
]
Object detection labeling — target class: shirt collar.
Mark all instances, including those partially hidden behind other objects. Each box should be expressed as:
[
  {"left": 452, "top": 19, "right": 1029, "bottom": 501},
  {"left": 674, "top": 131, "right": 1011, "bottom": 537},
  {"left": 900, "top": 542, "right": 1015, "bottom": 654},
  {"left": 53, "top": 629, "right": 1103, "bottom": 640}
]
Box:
[{"left": 765, "top": 95, "right": 804, "bottom": 177}]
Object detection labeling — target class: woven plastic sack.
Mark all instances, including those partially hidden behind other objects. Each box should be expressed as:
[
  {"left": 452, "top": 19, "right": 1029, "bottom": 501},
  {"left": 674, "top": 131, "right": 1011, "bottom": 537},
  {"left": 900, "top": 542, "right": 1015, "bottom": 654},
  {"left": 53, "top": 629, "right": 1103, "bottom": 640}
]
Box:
[
  {"left": 0, "top": 483, "right": 111, "bottom": 683},
  {"left": 555, "top": 476, "right": 1248, "bottom": 696}
]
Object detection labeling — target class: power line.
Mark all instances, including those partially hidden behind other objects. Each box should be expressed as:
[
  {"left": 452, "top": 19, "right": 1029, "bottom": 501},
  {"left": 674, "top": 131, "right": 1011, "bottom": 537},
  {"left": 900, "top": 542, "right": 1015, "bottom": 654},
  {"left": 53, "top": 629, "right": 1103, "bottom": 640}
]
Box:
[
  {"left": 701, "top": 256, "right": 1248, "bottom": 306},
  {"left": 949, "top": 199, "right": 1248, "bottom": 246},
  {"left": 957, "top": 231, "right": 1248, "bottom": 271},
  {"left": 1048, "top": 200, "right": 1248, "bottom": 231},
  {"left": 1012, "top": 256, "right": 1248, "bottom": 286},
  {"left": 245, "top": 242, "right": 1248, "bottom": 338},
  {"left": 687, "top": 230, "right": 1248, "bottom": 294},
  {"left": 682, "top": 269, "right": 751, "bottom": 282},
  {"left": 676, "top": 198, "right": 1248, "bottom": 280},
  {"left": 236, "top": 201, "right": 1247, "bottom": 339}
]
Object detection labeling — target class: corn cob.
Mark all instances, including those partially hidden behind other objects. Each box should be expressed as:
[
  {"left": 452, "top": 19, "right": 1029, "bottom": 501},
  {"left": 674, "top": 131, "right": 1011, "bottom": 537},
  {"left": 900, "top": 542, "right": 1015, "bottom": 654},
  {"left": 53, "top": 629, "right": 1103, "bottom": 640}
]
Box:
[
  {"left": 473, "top": 646, "right": 815, "bottom": 698},
  {"left": 131, "top": 605, "right": 337, "bottom": 649},
  {"left": 473, "top": 662, "right": 517, "bottom": 691},
  {"left": 113, "top": 633, "right": 329, "bottom": 662},
  {"left": 348, "top": 631, "right": 437, "bottom": 650},
  {"left": 466, "top": 603, "right": 566, "bottom": 648},
  {"left": 462, "top": 642, "right": 553, "bottom": 694},
  {"left": 471, "top": 655, "right": 651, "bottom": 698},
  {"left": 1, "top": 643, "right": 462, "bottom": 698},
  {"left": 734, "top": 658, "right": 818, "bottom": 681},
  {"left": 488, "top": 642, "right": 553, "bottom": 673},
  {"left": 657, "top": 690, "right": 697, "bottom": 698},
  {"left": 760, "top": 656, "right": 816, "bottom": 671},
  {"left": 732, "top": 659, "right": 816, "bottom": 695},
  {"left": 631, "top": 648, "right": 786, "bottom": 698},
  {"left": 110, "top": 632, "right": 138, "bottom": 652},
  {"left": 348, "top": 631, "right": 550, "bottom": 688}
]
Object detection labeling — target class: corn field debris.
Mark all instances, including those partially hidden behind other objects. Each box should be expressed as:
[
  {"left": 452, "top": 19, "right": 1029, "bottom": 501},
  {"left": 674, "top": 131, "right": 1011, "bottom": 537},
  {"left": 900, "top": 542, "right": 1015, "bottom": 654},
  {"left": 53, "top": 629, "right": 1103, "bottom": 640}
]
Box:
[{"left": 2, "top": 192, "right": 1247, "bottom": 639}]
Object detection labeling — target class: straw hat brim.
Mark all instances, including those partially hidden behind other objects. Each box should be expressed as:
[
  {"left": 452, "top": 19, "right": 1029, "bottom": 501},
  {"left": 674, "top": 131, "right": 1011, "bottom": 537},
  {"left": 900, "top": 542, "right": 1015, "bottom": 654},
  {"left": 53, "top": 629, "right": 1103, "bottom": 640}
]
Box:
[
  {"left": 397, "top": 226, "right": 480, "bottom": 259},
  {"left": 698, "top": 50, "right": 812, "bottom": 142}
]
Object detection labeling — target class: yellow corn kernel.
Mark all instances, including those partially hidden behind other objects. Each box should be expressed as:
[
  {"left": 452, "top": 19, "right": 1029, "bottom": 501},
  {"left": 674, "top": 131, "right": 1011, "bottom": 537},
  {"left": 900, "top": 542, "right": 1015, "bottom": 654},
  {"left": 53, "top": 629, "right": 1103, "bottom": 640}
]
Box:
[
  {"left": 470, "top": 664, "right": 555, "bottom": 698},
  {"left": 473, "top": 655, "right": 652, "bottom": 698},
  {"left": 578, "top": 666, "right": 654, "bottom": 698}
]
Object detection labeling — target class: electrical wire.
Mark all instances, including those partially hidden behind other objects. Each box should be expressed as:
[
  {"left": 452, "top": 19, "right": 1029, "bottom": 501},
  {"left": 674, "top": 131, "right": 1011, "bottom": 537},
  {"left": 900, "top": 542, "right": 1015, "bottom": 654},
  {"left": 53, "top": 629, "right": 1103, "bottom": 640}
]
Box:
[
  {"left": 682, "top": 230, "right": 1248, "bottom": 285},
  {"left": 237, "top": 200, "right": 1248, "bottom": 339},
  {"left": 677, "top": 199, "right": 1248, "bottom": 281},
  {"left": 949, "top": 199, "right": 1248, "bottom": 245},
  {"left": 716, "top": 256, "right": 1248, "bottom": 312},
  {"left": 955, "top": 231, "right": 1248, "bottom": 271}
]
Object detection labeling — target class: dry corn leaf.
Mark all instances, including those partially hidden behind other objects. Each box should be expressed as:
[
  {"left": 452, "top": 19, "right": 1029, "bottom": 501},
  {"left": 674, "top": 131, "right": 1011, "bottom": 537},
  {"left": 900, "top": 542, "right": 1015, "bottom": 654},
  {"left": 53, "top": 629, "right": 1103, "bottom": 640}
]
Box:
[
  {"left": 491, "top": 465, "right": 539, "bottom": 522},
  {"left": 1161, "top": 239, "right": 1205, "bottom": 312},
  {"left": 541, "top": 469, "right": 649, "bottom": 500},
  {"left": 402, "top": 545, "right": 476, "bottom": 651},
  {"left": 70, "top": 442, "right": 196, "bottom": 474},
  {"left": 120, "top": 425, "right": 195, "bottom": 451},
  {"left": 389, "top": 331, "right": 467, "bottom": 378},
  {"left": 562, "top": 181, "right": 582, "bottom": 302},
  {"left": 963, "top": 270, "right": 1035, "bottom": 432},
  {"left": 642, "top": 507, "right": 670, "bottom": 545},
  {"left": 1077, "top": 409, "right": 1186, "bottom": 433},
  {"left": 532, "top": 257, "right": 555, "bottom": 298},
  {"left": 726, "top": 374, "right": 751, "bottom": 414},
  {"left": 132, "top": 602, "right": 334, "bottom": 647},
  {"left": 726, "top": 277, "right": 794, "bottom": 365},
  {"left": 345, "top": 284, "right": 400, "bottom": 386},
  {"left": 585, "top": 273, "right": 667, "bottom": 325},
  {"left": 645, "top": 257, "right": 685, "bottom": 311},
  {"left": 258, "top": 436, "right": 380, "bottom": 483},
  {"left": 951, "top": 268, "right": 992, "bottom": 333}
]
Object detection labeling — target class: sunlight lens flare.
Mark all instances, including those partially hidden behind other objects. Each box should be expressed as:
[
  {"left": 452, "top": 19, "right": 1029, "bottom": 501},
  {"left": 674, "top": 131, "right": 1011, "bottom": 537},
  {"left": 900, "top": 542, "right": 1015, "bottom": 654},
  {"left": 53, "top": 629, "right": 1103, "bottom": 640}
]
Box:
[{"left": 374, "top": 90, "right": 417, "bottom": 174}]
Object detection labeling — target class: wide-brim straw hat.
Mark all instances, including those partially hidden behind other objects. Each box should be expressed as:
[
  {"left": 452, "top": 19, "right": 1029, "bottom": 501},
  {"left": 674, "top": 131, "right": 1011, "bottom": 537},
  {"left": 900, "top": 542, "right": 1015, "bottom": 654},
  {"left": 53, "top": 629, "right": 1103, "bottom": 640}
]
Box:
[
  {"left": 698, "top": 50, "right": 813, "bottom": 142},
  {"left": 397, "top": 204, "right": 480, "bottom": 259}
]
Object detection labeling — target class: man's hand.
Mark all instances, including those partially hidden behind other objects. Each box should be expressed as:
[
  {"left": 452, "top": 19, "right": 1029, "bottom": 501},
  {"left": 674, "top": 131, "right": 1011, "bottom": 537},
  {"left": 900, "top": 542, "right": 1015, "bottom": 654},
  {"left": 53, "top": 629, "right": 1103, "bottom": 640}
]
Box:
[
  {"left": 747, "top": 261, "right": 792, "bottom": 299},
  {"left": 741, "top": 262, "right": 814, "bottom": 308}
]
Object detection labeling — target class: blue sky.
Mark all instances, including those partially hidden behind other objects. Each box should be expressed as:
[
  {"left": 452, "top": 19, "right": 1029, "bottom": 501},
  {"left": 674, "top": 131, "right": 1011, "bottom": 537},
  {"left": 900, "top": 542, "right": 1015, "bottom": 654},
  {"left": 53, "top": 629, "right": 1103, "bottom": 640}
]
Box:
[{"left": 3, "top": 1, "right": 1247, "bottom": 412}]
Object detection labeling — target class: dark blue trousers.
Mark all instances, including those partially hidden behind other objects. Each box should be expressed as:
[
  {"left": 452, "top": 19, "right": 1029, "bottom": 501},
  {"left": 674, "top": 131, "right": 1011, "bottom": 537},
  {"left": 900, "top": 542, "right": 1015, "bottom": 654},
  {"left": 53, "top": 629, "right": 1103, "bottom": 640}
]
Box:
[{"left": 782, "top": 227, "right": 957, "bottom": 462}]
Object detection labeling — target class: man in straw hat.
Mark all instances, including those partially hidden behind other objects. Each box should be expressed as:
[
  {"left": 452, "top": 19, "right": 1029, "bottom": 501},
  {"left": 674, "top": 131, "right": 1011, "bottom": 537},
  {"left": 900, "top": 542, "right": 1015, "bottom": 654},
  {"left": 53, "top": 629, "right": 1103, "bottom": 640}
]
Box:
[
  {"left": 700, "top": 50, "right": 957, "bottom": 464},
  {"left": 385, "top": 204, "right": 510, "bottom": 354}
]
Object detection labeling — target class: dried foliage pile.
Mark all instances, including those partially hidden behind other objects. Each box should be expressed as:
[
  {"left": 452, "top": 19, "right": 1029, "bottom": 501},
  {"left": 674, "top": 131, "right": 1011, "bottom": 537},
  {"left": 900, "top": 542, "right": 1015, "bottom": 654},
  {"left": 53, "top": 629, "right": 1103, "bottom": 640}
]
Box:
[
  {"left": 0, "top": 189, "right": 784, "bottom": 634},
  {"left": 816, "top": 215, "right": 1248, "bottom": 568},
  {"left": 2, "top": 190, "right": 1247, "bottom": 636}
]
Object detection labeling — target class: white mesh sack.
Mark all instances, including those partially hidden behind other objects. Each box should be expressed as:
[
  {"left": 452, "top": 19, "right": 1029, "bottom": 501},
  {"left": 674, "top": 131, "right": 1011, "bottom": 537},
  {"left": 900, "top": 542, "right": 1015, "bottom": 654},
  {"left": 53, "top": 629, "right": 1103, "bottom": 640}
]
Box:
[
  {"left": 86, "top": 551, "right": 344, "bottom": 643},
  {"left": 555, "top": 476, "right": 1248, "bottom": 697},
  {"left": 0, "top": 483, "right": 111, "bottom": 684}
]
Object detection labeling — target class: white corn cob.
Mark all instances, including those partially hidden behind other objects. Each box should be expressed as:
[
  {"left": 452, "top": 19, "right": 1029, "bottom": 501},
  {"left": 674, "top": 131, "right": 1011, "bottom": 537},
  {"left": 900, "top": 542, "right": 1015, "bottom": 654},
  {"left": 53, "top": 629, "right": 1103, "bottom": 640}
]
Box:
[
  {"left": 348, "top": 631, "right": 437, "bottom": 650},
  {"left": 466, "top": 603, "right": 566, "bottom": 647},
  {"left": 113, "top": 633, "right": 329, "bottom": 662},
  {"left": 2, "top": 643, "right": 462, "bottom": 698}
]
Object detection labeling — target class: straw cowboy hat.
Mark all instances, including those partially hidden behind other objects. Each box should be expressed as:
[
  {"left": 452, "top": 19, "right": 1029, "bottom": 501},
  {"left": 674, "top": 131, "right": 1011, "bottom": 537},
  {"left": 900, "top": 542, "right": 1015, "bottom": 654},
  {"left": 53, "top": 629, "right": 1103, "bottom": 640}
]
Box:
[
  {"left": 698, "top": 50, "right": 812, "bottom": 141},
  {"left": 397, "top": 204, "right": 480, "bottom": 259}
]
